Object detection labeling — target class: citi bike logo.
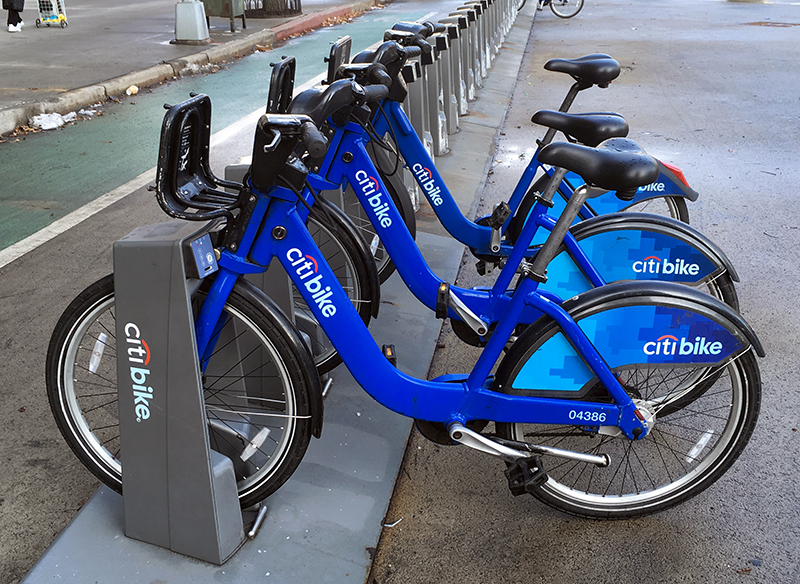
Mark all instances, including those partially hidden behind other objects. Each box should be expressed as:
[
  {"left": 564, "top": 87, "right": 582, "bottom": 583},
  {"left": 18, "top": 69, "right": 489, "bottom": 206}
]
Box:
[
  {"left": 124, "top": 323, "right": 154, "bottom": 423},
  {"left": 411, "top": 163, "right": 444, "bottom": 206},
  {"left": 640, "top": 182, "right": 666, "bottom": 192},
  {"left": 355, "top": 170, "right": 392, "bottom": 228},
  {"left": 633, "top": 256, "right": 700, "bottom": 276},
  {"left": 643, "top": 334, "right": 723, "bottom": 357},
  {"left": 286, "top": 248, "right": 337, "bottom": 317}
]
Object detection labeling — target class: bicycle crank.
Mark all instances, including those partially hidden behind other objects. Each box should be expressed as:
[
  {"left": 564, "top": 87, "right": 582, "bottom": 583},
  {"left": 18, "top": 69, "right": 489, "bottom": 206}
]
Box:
[{"left": 448, "top": 422, "right": 610, "bottom": 467}]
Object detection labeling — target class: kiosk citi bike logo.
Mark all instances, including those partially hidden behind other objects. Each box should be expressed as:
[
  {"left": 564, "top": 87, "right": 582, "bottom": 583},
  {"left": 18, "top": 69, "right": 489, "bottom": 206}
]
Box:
[
  {"left": 286, "top": 248, "right": 337, "bottom": 317},
  {"left": 355, "top": 170, "right": 393, "bottom": 227},
  {"left": 643, "top": 334, "right": 724, "bottom": 357},
  {"left": 124, "top": 322, "right": 154, "bottom": 422},
  {"left": 632, "top": 255, "right": 701, "bottom": 276},
  {"left": 411, "top": 163, "right": 444, "bottom": 206}
]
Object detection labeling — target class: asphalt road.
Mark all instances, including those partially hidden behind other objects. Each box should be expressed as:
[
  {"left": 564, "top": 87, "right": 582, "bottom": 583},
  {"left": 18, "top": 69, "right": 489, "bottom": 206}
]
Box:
[{"left": 368, "top": 1, "right": 800, "bottom": 583}]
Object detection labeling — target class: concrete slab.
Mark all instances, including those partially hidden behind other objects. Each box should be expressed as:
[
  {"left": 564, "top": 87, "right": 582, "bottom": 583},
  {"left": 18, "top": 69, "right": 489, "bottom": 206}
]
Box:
[{"left": 20, "top": 231, "right": 463, "bottom": 584}]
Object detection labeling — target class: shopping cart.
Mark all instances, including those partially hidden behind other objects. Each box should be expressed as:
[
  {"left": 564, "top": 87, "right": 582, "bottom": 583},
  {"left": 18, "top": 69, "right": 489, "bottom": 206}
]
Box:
[{"left": 36, "top": 0, "right": 68, "bottom": 28}]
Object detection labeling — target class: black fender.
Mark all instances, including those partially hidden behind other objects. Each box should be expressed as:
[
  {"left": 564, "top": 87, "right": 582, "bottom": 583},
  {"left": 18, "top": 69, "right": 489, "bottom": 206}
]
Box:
[
  {"left": 569, "top": 211, "right": 739, "bottom": 282},
  {"left": 314, "top": 196, "right": 382, "bottom": 318},
  {"left": 494, "top": 279, "right": 765, "bottom": 394},
  {"left": 233, "top": 278, "right": 325, "bottom": 438}
]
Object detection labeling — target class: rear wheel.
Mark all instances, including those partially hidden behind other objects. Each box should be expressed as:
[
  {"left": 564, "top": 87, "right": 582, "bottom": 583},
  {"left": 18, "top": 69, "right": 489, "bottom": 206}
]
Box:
[
  {"left": 549, "top": 0, "right": 583, "bottom": 18},
  {"left": 46, "top": 275, "right": 316, "bottom": 508},
  {"left": 622, "top": 195, "right": 689, "bottom": 224},
  {"left": 495, "top": 300, "right": 760, "bottom": 519}
]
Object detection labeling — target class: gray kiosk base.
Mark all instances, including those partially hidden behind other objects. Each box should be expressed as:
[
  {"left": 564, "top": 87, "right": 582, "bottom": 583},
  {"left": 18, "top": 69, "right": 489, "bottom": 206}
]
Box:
[{"left": 22, "top": 231, "right": 463, "bottom": 584}]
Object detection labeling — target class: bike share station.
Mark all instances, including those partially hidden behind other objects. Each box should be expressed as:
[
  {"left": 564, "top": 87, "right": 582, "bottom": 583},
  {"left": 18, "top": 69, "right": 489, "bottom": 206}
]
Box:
[{"left": 23, "top": 1, "right": 528, "bottom": 580}]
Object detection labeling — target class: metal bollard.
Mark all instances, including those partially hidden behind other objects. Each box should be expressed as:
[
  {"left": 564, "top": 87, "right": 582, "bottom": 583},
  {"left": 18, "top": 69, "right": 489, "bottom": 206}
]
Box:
[
  {"left": 458, "top": 4, "right": 485, "bottom": 80},
  {"left": 423, "top": 34, "right": 449, "bottom": 156},
  {"left": 439, "top": 23, "right": 462, "bottom": 132},
  {"left": 465, "top": 0, "right": 491, "bottom": 74},
  {"left": 453, "top": 7, "right": 482, "bottom": 90},
  {"left": 401, "top": 61, "right": 425, "bottom": 208},
  {"left": 483, "top": 0, "right": 497, "bottom": 62},
  {"left": 444, "top": 13, "right": 473, "bottom": 105},
  {"left": 505, "top": 0, "right": 516, "bottom": 35}
]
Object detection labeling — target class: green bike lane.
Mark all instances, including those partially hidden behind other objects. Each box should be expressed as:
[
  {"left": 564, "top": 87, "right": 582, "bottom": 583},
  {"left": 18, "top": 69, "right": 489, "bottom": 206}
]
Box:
[{"left": 0, "top": 0, "right": 441, "bottom": 256}]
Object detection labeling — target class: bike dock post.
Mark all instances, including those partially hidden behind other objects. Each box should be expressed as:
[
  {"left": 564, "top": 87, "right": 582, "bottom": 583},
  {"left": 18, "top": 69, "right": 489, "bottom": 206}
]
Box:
[
  {"left": 113, "top": 220, "right": 245, "bottom": 565},
  {"left": 454, "top": 7, "right": 482, "bottom": 91},
  {"left": 406, "top": 57, "right": 435, "bottom": 160},
  {"left": 439, "top": 24, "right": 461, "bottom": 135},
  {"left": 439, "top": 17, "right": 469, "bottom": 116},
  {"left": 426, "top": 33, "right": 450, "bottom": 156}
]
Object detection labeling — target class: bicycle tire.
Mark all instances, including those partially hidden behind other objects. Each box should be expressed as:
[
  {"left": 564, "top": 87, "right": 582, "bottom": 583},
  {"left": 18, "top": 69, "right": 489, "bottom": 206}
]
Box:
[
  {"left": 46, "top": 274, "right": 317, "bottom": 508},
  {"left": 507, "top": 175, "right": 689, "bottom": 244},
  {"left": 549, "top": 0, "right": 583, "bottom": 18},
  {"left": 295, "top": 197, "right": 375, "bottom": 373},
  {"left": 622, "top": 195, "right": 689, "bottom": 224},
  {"left": 495, "top": 292, "right": 760, "bottom": 519}
]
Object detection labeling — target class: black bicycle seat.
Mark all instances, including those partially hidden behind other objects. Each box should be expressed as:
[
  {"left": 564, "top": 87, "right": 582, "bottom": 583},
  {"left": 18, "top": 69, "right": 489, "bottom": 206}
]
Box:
[
  {"left": 531, "top": 110, "right": 628, "bottom": 147},
  {"left": 544, "top": 54, "right": 620, "bottom": 88},
  {"left": 538, "top": 138, "right": 658, "bottom": 198}
]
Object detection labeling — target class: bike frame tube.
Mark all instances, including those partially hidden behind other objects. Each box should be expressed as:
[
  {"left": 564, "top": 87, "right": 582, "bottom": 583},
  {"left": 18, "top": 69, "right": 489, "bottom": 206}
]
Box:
[
  {"left": 372, "top": 101, "right": 490, "bottom": 249},
  {"left": 372, "top": 100, "right": 590, "bottom": 243},
  {"left": 219, "top": 185, "right": 642, "bottom": 434},
  {"left": 317, "top": 121, "right": 557, "bottom": 326},
  {"left": 317, "top": 121, "right": 611, "bottom": 326}
]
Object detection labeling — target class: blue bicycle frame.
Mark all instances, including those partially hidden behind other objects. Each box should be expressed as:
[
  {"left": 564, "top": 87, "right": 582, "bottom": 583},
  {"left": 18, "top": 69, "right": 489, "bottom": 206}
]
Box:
[
  {"left": 305, "top": 117, "right": 729, "bottom": 330},
  {"left": 193, "top": 179, "right": 648, "bottom": 439},
  {"left": 371, "top": 100, "right": 696, "bottom": 250}
]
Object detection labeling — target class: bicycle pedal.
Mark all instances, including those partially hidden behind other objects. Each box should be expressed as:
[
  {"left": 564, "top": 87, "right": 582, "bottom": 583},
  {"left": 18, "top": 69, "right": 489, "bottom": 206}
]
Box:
[
  {"left": 382, "top": 344, "right": 397, "bottom": 367},
  {"left": 435, "top": 282, "right": 450, "bottom": 319},
  {"left": 504, "top": 456, "right": 547, "bottom": 496}
]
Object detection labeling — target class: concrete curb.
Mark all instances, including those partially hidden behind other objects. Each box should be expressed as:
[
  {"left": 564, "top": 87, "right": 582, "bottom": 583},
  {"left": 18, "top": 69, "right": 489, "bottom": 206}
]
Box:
[{"left": 0, "top": 0, "right": 383, "bottom": 137}]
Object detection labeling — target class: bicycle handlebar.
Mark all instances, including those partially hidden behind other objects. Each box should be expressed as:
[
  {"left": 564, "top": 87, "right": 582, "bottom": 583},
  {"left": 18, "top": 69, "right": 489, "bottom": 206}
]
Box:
[
  {"left": 362, "top": 84, "right": 390, "bottom": 103},
  {"left": 301, "top": 121, "right": 328, "bottom": 158},
  {"left": 391, "top": 20, "right": 446, "bottom": 38}
]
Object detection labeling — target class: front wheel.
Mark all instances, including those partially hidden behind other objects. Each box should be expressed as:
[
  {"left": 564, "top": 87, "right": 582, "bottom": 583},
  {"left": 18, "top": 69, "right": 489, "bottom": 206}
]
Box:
[
  {"left": 549, "top": 0, "right": 583, "bottom": 18},
  {"left": 293, "top": 197, "right": 376, "bottom": 374},
  {"left": 46, "top": 275, "right": 317, "bottom": 508}
]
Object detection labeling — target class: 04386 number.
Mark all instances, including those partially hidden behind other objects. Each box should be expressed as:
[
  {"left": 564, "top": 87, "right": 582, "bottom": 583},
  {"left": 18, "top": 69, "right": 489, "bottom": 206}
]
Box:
[{"left": 569, "top": 410, "right": 607, "bottom": 423}]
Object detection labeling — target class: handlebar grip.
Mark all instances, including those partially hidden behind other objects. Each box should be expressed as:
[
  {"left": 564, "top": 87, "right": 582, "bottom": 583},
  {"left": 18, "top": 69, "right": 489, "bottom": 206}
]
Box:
[
  {"left": 404, "top": 45, "right": 422, "bottom": 58},
  {"left": 362, "top": 84, "right": 390, "bottom": 104},
  {"left": 301, "top": 121, "right": 328, "bottom": 158},
  {"left": 413, "top": 36, "right": 433, "bottom": 54},
  {"left": 368, "top": 64, "right": 393, "bottom": 87},
  {"left": 427, "top": 21, "right": 447, "bottom": 34}
]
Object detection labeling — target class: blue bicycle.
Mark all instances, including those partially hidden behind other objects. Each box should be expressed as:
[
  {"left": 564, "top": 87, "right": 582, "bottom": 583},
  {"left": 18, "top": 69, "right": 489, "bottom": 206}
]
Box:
[
  {"left": 46, "top": 95, "right": 763, "bottom": 518},
  {"left": 288, "top": 43, "right": 737, "bottom": 322}
]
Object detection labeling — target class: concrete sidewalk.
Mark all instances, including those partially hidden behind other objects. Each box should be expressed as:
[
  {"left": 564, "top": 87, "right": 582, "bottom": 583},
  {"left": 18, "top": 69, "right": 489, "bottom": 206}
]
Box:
[{"left": 0, "top": 0, "right": 384, "bottom": 136}]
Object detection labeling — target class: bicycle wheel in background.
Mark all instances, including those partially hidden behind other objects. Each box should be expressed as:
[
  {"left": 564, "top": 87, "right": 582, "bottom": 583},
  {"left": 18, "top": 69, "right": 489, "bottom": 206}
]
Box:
[
  {"left": 339, "top": 146, "right": 417, "bottom": 284},
  {"left": 621, "top": 195, "right": 689, "bottom": 223},
  {"left": 549, "top": 0, "right": 584, "bottom": 18},
  {"left": 46, "top": 275, "right": 317, "bottom": 508},
  {"left": 296, "top": 197, "right": 377, "bottom": 373}
]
